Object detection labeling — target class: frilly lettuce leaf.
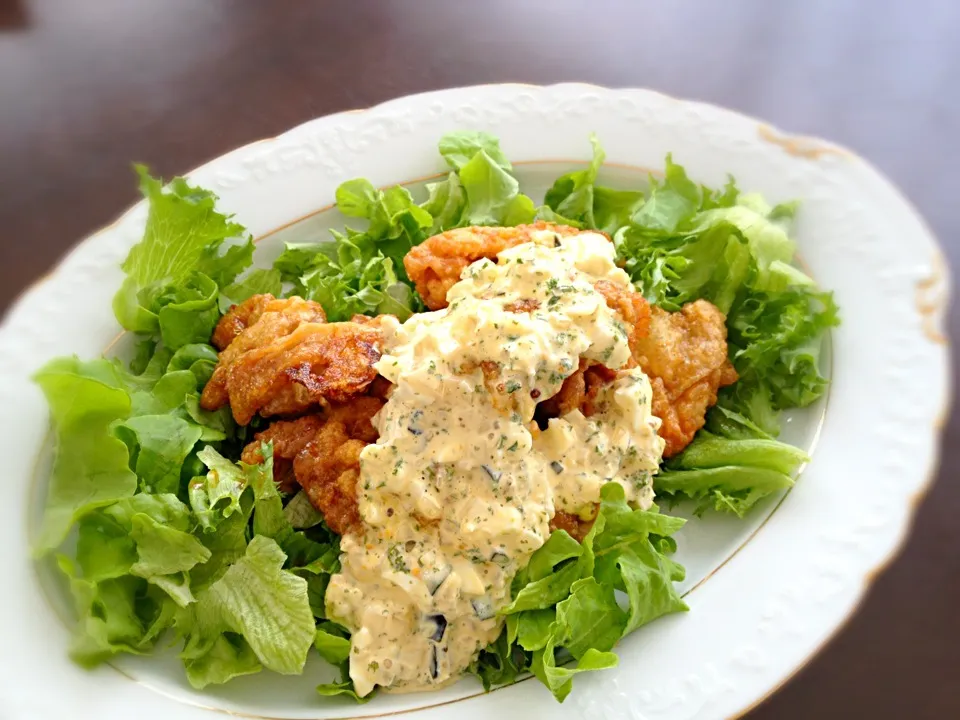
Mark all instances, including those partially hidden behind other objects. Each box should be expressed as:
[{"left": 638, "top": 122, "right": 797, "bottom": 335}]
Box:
[
  {"left": 64, "top": 493, "right": 205, "bottom": 664},
  {"left": 129, "top": 513, "right": 211, "bottom": 606},
  {"left": 181, "top": 633, "right": 262, "bottom": 689},
  {"left": 273, "top": 131, "right": 537, "bottom": 321},
  {"left": 34, "top": 357, "right": 137, "bottom": 554},
  {"left": 439, "top": 130, "right": 513, "bottom": 171},
  {"left": 273, "top": 179, "right": 430, "bottom": 321},
  {"left": 247, "top": 443, "right": 337, "bottom": 569},
  {"left": 157, "top": 272, "right": 221, "bottom": 351},
  {"left": 114, "top": 415, "right": 203, "bottom": 495},
  {"left": 180, "top": 535, "right": 315, "bottom": 684},
  {"left": 220, "top": 268, "right": 283, "bottom": 310},
  {"left": 475, "top": 484, "right": 685, "bottom": 700},
  {"left": 543, "top": 134, "right": 642, "bottom": 234},
  {"left": 531, "top": 634, "right": 618, "bottom": 703},
  {"left": 113, "top": 166, "right": 251, "bottom": 334},
  {"left": 190, "top": 446, "right": 250, "bottom": 530}
]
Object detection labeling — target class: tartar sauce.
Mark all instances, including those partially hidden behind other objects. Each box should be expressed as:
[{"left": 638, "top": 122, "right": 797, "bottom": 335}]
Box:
[{"left": 324, "top": 231, "right": 664, "bottom": 696}]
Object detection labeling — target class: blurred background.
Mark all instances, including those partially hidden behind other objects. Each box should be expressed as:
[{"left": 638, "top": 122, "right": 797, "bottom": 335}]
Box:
[{"left": 1, "top": 1, "right": 957, "bottom": 717}]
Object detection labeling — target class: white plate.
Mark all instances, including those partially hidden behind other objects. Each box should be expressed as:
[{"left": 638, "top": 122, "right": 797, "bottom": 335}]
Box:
[{"left": 0, "top": 84, "right": 949, "bottom": 720}]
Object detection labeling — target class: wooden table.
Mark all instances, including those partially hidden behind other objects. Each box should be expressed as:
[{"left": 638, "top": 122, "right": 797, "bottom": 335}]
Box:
[{"left": 2, "top": 1, "right": 957, "bottom": 717}]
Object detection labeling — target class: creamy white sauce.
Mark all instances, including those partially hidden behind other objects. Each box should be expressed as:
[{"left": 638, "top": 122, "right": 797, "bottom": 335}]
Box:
[{"left": 324, "top": 231, "right": 664, "bottom": 696}]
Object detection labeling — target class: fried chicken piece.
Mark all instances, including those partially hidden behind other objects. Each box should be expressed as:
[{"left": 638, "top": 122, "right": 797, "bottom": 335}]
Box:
[
  {"left": 534, "top": 362, "right": 623, "bottom": 428},
  {"left": 241, "top": 415, "right": 328, "bottom": 493},
  {"left": 202, "top": 320, "right": 382, "bottom": 425},
  {"left": 404, "top": 222, "right": 583, "bottom": 310},
  {"left": 536, "top": 359, "right": 588, "bottom": 421},
  {"left": 503, "top": 298, "right": 540, "bottom": 314},
  {"left": 593, "top": 279, "right": 651, "bottom": 357},
  {"left": 293, "top": 399, "right": 384, "bottom": 535},
  {"left": 212, "top": 294, "right": 277, "bottom": 350},
  {"left": 241, "top": 398, "right": 384, "bottom": 531},
  {"left": 202, "top": 295, "right": 329, "bottom": 410},
  {"left": 549, "top": 507, "right": 598, "bottom": 542},
  {"left": 632, "top": 300, "right": 738, "bottom": 457},
  {"left": 581, "top": 364, "right": 619, "bottom": 417}
]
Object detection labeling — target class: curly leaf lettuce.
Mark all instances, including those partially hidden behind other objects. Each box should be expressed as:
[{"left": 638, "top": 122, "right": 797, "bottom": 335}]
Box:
[
  {"left": 272, "top": 131, "right": 535, "bottom": 321},
  {"left": 34, "top": 357, "right": 137, "bottom": 553},
  {"left": 553, "top": 138, "right": 837, "bottom": 514},
  {"left": 190, "top": 446, "right": 252, "bottom": 530},
  {"left": 476, "top": 484, "right": 686, "bottom": 700},
  {"left": 179, "top": 535, "right": 315, "bottom": 687},
  {"left": 113, "top": 167, "right": 252, "bottom": 334}
]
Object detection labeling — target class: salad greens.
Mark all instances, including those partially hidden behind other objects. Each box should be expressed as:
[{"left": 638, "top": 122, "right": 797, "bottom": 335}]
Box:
[
  {"left": 33, "top": 130, "right": 836, "bottom": 703},
  {"left": 544, "top": 140, "right": 837, "bottom": 516}
]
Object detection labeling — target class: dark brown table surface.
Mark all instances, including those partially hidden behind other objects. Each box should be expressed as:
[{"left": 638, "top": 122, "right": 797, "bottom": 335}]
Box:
[{"left": 1, "top": 1, "right": 958, "bottom": 718}]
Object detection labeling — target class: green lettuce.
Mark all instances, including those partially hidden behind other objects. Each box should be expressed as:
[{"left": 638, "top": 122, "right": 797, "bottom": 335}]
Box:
[
  {"left": 190, "top": 446, "right": 252, "bottom": 530},
  {"left": 269, "top": 176, "right": 436, "bottom": 321},
  {"left": 476, "top": 483, "right": 686, "bottom": 701},
  {"left": 113, "top": 167, "right": 252, "bottom": 334},
  {"left": 63, "top": 493, "right": 204, "bottom": 664},
  {"left": 183, "top": 535, "right": 315, "bottom": 679},
  {"left": 34, "top": 358, "right": 137, "bottom": 553},
  {"left": 272, "top": 131, "right": 536, "bottom": 321},
  {"left": 220, "top": 268, "right": 283, "bottom": 309},
  {"left": 550, "top": 137, "right": 837, "bottom": 514}
]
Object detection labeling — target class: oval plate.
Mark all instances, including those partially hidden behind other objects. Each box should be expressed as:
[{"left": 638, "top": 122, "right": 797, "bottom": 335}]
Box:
[{"left": 0, "top": 84, "right": 950, "bottom": 720}]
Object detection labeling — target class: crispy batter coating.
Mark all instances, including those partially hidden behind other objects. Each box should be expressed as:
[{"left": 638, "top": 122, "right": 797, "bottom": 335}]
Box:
[
  {"left": 202, "top": 296, "right": 330, "bottom": 411},
  {"left": 293, "top": 399, "right": 384, "bottom": 535},
  {"left": 213, "top": 294, "right": 272, "bottom": 351},
  {"left": 241, "top": 415, "right": 328, "bottom": 493},
  {"left": 202, "top": 318, "right": 382, "bottom": 425},
  {"left": 593, "top": 279, "right": 651, "bottom": 357},
  {"left": 549, "top": 508, "right": 598, "bottom": 542},
  {"left": 241, "top": 399, "right": 384, "bottom": 532},
  {"left": 534, "top": 280, "right": 648, "bottom": 423},
  {"left": 633, "top": 300, "right": 738, "bottom": 457},
  {"left": 536, "top": 359, "right": 588, "bottom": 420},
  {"left": 212, "top": 294, "right": 327, "bottom": 351},
  {"left": 535, "top": 362, "right": 621, "bottom": 427},
  {"left": 404, "top": 222, "right": 583, "bottom": 310}
]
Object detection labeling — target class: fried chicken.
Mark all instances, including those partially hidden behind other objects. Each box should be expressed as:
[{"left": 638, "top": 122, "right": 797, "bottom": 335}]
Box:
[
  {"left": 534, "top": 279, "right": 647, "bottom": 424},
  {"left": 240, "top": 398, "right": 384, "bottom": 533},
  {"left": 292, "top": 399, "right": 383, "bottom": 535},
  {"left": 549, "top": 508, "right": 598, "bottom": 542},
  {"left": 593, "top": 279, "right": 651, "bottom": 357},
  {"left": 404, "top": 222, "right": 583, "bottom": 310},
  {"left": 241, "top": 414, "right": 328, "bottom": 493},
  {"left": 533, "top": 296, "right": 735, "bottom": 457},
  {"left": 203, "top": 295, "right": 330, "bottom": 411},
  {"left": 201, "top": 296, "right": 382, "bottom": 425},
  {"left": 211, "top": 294, "right": 327, "bottom": 352},
  {"left": 632, "top": 300, "right": 738, "bottom": 457}
]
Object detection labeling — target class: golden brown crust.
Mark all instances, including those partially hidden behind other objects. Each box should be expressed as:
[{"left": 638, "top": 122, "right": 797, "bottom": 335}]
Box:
[
  {"left": 292, "top": 399, "right": 384, "bottom": 535},
  {"left": 403, "top": 222, "right": 584, "bottom": 310},
  {"left": 241, "top": 414, "right": 329, "bottom": 494},
  {"left": 212, "top": 294, "right": 279, "bottom": 351},
  {"left": 593, "top": 279, "right": 651, "bottom": 357},
  {"left": 549, "top": 507, "right": 598, "bottom": 542},
  {"left": 632, "top": 300, "right": 738, "bottom": 457},
  {"left": 222, "top": 322, "right": 381, "bottom": 425},
  {"left": 202, "top": 296, "right": 330, "bottom": 412},
  {"left": 536, "top": 359, "right": 588, "bottom": 420},
  {"left": 535, "top": 281, "right": 649, "bottom": 423},
  {"left": 241, "top": 399, "right": 384, "bottom": 531}
]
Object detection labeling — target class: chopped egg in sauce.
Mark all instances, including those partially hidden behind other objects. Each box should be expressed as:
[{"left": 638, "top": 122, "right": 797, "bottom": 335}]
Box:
[{"left": 324, "top": 231, "right": 665, "bottom": 696}]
